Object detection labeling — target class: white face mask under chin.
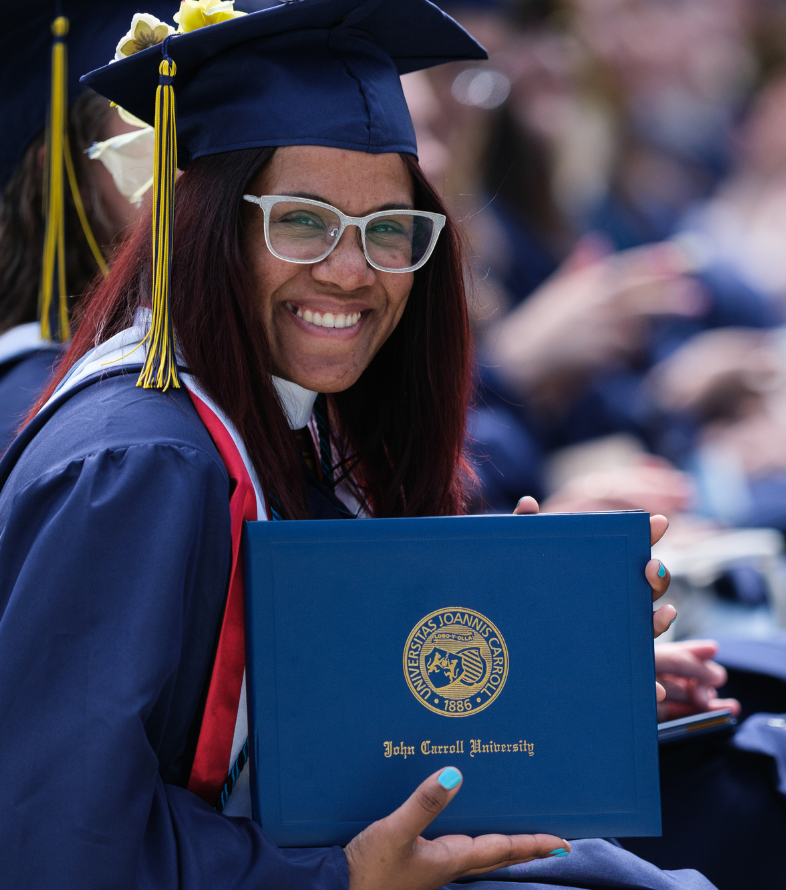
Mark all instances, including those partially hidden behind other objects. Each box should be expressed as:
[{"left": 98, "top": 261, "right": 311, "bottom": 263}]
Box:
[{"left": 87, "top": 125, "right": 155, "bottom": 207}]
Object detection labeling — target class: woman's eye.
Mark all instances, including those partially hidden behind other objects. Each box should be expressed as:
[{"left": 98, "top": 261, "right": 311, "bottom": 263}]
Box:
[
  {"left": 278, "top": 213, "right": 324, "bottom": 228},
  {"left": 369, "top": 221, "right": 407, "bottom": 236}
]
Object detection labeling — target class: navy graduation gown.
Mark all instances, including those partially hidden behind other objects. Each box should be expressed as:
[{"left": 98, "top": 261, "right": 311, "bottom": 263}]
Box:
[
  {"left": 0, "top": 346, "right": 60, "bottom": 453},
  {"left": 0, "top": 371, "right": 716, "bottom": 889},
  {"left": 0, "top": 373, "right": 346, "bottom": 889}
]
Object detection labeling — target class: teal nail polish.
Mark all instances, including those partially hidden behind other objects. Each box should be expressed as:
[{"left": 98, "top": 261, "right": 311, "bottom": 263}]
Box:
[
  {"left": 555, "top": 851, "right": 570, "bottom": 857},
  {"left": 669, "top": 613, "right": 677, "bottom": 627},
  {"left": 438, "top": 767, "right": 462, "bottom": 790},
  {"left": 657, "top": 561, "right": 666, "bottom": 578},
  {"left": 548, "top": 848, "right": 566, "bottom": 855}
]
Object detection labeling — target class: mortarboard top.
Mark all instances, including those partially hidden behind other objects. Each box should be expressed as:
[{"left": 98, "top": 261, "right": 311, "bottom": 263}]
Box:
[
  {"left": 0, "top": 1, "right": 177, "bottom": 192},
  {"left": 81, "top": 0, "right": 488, "bottom": 166}
]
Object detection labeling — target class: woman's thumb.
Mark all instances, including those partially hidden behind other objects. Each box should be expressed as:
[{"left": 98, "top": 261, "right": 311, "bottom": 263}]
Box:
[{"left": 383, "top": 767, "right": 463, "bottom": 842}]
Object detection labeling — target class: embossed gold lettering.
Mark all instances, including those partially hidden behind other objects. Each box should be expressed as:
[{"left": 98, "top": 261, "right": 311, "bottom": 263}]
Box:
[
  {"left": 468, "top": 738, "right": 535, "bottom": 757},
  {"left": 383, "top": 741, "right": 415, "bottom": 759}
]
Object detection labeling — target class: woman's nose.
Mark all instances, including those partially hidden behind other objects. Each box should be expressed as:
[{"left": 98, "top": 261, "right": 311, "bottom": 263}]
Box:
[{"left": 311, "top": 225, "right": 375, "bottom": 290}]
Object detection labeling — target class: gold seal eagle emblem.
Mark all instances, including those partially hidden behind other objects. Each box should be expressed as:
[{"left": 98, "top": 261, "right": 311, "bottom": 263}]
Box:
[{"left": 403, "top": 607, "right": 509, "bottom": 717}]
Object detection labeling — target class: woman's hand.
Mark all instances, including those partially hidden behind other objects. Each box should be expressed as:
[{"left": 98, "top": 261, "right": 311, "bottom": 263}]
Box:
[
  {"left": 345, "top": 767, "right": 569, "bottom": 890},
  {"left": 514, "top": 500, "right": 676, "bottom": 703},
  {"left": 655, "top": 640, "right": 741, "bottom": 721}
]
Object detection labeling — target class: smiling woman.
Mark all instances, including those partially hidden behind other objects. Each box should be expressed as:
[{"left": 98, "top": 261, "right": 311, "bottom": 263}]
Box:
[
  {"left": 44, "top": 140, "right": 472, "bottom": 521},
  {"left": 0, "top": 2, "right": 690, "bottom": 890}
]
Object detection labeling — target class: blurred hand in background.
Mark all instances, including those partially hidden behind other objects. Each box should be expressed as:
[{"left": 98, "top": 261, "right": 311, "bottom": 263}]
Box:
[{"left": 487, "top": 239, "right": 706, "bottom": 414}]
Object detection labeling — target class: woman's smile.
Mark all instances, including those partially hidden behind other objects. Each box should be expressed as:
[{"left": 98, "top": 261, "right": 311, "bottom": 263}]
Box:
[{"left": 284, "top": 301, "right": 364, "bottom": 332}]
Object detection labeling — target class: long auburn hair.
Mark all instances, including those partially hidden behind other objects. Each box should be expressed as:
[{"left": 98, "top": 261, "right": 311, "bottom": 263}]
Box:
[{"left": 36, "top": 148, "right": 475, "bottom": 520}]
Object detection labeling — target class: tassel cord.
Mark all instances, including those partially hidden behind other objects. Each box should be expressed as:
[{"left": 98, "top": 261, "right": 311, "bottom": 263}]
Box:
[{"left": 63, "top": 135, "right": 108, "bottom": 277}]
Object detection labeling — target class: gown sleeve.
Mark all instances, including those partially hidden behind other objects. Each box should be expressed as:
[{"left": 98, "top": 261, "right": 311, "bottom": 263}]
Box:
[
  {"left": 0, "top": 443, "right": 348, "bottom": 890},
  {"left": 450, "top": 838, "right": 718, "bottom": 889}
]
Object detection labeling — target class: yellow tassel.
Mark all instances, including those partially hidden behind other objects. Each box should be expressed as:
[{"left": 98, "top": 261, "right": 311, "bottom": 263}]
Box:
[
  {"left": 39, "top": 15, "right": 108, "bottom": 344},
  {"left": 39, "top": 15, "right": 69, "bottom": 342},
  {"left": 138, "top": 54, "right": 180, "bottom": 391}
]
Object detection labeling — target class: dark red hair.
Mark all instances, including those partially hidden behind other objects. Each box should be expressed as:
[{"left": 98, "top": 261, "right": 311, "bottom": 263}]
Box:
[{"left": 35, "top": 148, "right": 475, "bottom": 519}]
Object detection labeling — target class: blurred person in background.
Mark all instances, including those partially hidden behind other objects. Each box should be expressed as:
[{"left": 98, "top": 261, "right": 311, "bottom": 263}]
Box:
[
  {"left": 638, "top": 25, "right": 786, "bottom": 533},
  {"left": 423, "top": 0, "right": 782, "bottom": 518},
  {"left": 0, "top": 2, "right": 177, "bottom": 452},
  {"left": 574, "top": 0, "right": 751, "bottom": 246},
  {"left": 421, "top": 0, "right": 715, "bottom": 513}
]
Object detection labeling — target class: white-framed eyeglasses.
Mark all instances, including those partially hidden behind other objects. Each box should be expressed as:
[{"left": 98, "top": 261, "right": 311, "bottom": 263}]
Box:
[{"left": 242, "top": 194, "right": 446, "bottom": 273}]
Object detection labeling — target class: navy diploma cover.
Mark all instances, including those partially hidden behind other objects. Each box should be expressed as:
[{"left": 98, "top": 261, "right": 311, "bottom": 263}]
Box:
[{"left": 243, "top": 512, "right": 661, "bottom": 846}]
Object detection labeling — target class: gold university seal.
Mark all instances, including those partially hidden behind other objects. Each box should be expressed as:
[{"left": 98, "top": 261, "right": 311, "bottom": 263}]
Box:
[{"left": 403, "top": 607, "right": 509, "bottom": 717}]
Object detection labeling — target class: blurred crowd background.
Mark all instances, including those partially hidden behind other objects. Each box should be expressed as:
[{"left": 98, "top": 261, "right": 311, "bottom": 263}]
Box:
[{"left": 411, "top": 0, "right": 786, "bottom": 643}]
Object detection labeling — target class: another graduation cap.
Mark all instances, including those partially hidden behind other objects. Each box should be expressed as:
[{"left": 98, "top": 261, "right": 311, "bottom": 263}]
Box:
[
  {"left": 0, "top": 1, "right": 175, "bottom": 341},
  {"left": 80, "top": 0, "right": 486, "bottom": 390}
]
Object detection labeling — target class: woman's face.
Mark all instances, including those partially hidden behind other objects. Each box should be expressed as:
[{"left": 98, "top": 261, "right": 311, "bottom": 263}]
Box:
[{"left": 244, "top": 145, "right": 416, "bottom": 392}]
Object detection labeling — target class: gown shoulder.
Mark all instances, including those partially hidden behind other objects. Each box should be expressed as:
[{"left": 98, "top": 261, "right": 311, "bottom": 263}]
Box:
[
  {"left": 0, "top": 347, "right": 60, "bottom": 453},
  {"left": 0, "top": 370, "right": 229, "bottom": 525}
]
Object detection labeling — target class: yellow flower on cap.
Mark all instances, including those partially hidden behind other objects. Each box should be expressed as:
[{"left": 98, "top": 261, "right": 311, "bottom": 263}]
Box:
[
  {"left": 174, "top": 0, "right": 247, "bottom": 34},
  {"left": 114, "top": 13, "right": 175, "bottom": 61}
]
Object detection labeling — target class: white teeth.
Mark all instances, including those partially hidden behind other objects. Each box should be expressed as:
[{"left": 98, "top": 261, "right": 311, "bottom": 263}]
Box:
[{"left": 293, "top": 306, "right": 363, "bottom": 328}]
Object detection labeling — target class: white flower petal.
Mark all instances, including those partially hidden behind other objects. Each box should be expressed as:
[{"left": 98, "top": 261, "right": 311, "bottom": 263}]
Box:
[{"left": 113, "top": 12, "right": 175, "bottom": 62}]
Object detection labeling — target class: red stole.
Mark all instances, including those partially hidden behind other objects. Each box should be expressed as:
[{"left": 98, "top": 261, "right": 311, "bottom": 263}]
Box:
[{"left": 185, "top": 390, "right": 260, "bottom": 805}]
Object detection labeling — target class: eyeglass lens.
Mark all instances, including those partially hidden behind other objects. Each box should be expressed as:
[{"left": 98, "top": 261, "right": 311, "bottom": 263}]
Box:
[{"left": 267, "top": 201, "right": 435, "bottom": 271}]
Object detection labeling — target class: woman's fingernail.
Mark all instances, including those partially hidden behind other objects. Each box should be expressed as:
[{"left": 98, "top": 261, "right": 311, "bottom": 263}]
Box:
[
  {"left": 658, "top": 561, "right": 666, "bottom": 578},
  {"left": 669, "top": 612, "right": 677, "bottom": 627},
  {"left": 438, "top": 767, "right": 462, "bottom": 790},
  {"left": 549, "top": 848, "right": 566, "bottom": 855}
]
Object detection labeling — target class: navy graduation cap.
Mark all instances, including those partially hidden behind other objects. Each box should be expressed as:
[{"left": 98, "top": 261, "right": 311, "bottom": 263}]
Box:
[
  {"left": 80, "top": 0, "right": 486, "bottom": 391},
  {"left": 81, "top": 0, "right": 487, "bottom": 164}
]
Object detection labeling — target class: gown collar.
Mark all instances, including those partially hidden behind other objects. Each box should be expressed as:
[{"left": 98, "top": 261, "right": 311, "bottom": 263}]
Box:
[
  {"left": 272, "top": 376, "right": 318, "bottom": 430},
  {"left": 0, "top": 322, "right": 52, "bottom": 365}
]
